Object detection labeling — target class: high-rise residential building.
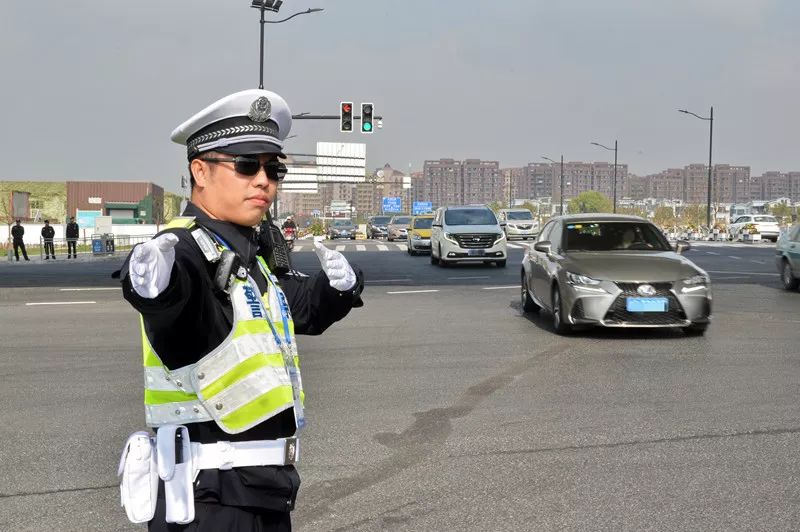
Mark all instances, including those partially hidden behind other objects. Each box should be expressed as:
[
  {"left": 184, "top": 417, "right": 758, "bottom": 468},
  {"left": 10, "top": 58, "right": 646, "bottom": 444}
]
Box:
[
  {"left": 789, "top": 172, "right": 800, "bottom": 202},
  {"left": 624, "top": 174, "right": 651, "bottom": 200},
  {"left": 650, "top": 169, "right": 684, "bottom": 201},
  {"left": 462, "top": 159, "right": 501, "bottom": 205},
  {"left": 714, "top": 164, "right": 751, "bottom": 204},
  {"left": 421, "top": 159, "right": 462, "bottom": 208},
  {"left": 684, "top": 164, "right": 709, "bottom": 204},
  {"left": 756, "top": 171, "right": 791, "bottom": 202}
]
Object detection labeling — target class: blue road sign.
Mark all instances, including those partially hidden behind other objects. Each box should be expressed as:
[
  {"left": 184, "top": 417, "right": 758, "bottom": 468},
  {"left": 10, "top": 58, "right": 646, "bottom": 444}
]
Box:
[
  {"left": 382, "top": 197, "right": 402, "bottom": 213},
  {"left": 413, "top": 201, "right": 432, "bottom": 215}
]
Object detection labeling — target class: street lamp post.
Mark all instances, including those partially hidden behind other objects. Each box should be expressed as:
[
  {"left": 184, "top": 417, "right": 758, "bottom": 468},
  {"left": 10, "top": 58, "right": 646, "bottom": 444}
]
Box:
[
  {"left": 678, "top": 106, "right": 714, "bottom": 231},
  {"left": 249, "top": 1, "right": 322, "bottom": 217},
  {"left": 591, "top": 140, "right": 618, "bottom": 213},
  {"left": 251, "top": 2, "right": 323, "bottom": 89},
  {"left": 542, "top": 156, "right": 564, "bottom": 215}
]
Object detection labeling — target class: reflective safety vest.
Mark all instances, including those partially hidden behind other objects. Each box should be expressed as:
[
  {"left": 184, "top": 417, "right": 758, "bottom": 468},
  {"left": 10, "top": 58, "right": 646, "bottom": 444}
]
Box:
[{"left": 141, "top": 217, "right": 304, "bottom": 434}]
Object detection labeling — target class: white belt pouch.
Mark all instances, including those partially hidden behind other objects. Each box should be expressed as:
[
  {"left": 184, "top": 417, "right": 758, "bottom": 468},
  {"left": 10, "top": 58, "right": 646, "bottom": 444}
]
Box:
[
  {"left": 118, "top": 431, "right": 159, "bottom": 524},
  {"left": 156, "top": 425, "right": 195, "bottom": 525}
]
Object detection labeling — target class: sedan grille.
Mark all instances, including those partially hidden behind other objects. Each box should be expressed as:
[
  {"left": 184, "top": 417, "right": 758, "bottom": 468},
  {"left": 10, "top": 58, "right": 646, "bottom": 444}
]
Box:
[
  {"left": 453, "top": 233, "right": 497, "bottom": 249},
  {"left": 603, "top": 282, "right": 687, "bottom": 325}
]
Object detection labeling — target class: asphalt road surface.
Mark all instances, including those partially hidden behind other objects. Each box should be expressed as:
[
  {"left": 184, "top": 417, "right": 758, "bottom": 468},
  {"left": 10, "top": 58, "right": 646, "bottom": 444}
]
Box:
[{"left": 0, "top": 239, "right": 798, "bottom": 531}]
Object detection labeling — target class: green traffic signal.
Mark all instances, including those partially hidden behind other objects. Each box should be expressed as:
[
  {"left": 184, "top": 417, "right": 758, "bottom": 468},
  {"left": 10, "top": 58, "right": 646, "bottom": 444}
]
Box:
[{"left": 362, "top": 122, "right": 372, "bottom": 132}]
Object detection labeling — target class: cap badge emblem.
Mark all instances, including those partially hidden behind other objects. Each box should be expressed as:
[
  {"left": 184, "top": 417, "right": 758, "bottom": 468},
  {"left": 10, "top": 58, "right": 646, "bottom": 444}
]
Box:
[
  {"left": 248, "top": 97, "right": 271, "bottom": 123},
  {"left": 637, "top": 284, "right": 656, "bottom": 297}
]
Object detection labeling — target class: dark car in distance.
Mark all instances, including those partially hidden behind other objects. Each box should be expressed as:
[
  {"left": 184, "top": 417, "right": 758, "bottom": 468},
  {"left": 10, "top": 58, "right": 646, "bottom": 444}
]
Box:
[
  {"left": 327, "top": 218, "right": 357, "bottom": 240},
  {"left": 367, "top": 215, "right": 392, "bottom": 239}
]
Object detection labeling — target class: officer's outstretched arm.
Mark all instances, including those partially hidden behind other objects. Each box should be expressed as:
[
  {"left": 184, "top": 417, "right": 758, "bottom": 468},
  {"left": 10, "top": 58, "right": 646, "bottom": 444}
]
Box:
[{"left": 129, "top": 233, "right": 179, "bottom": 298}]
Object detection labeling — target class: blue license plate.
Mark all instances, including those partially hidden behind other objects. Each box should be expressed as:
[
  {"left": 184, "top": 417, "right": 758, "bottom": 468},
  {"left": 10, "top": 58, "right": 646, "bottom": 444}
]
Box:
[
  {"left": 626, "top": 297, "right": 668, "bottom": 312},
  {"left": 467, "top": 249, "right": 485, "bottom": 256}
]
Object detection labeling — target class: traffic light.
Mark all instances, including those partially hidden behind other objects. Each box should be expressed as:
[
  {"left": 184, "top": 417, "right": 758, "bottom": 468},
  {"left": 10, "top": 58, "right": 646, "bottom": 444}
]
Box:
[
  {"left": 361, "top": 103, "right": 374, "bottom": 134},
  {"left": 340, "top": 102, "right": 353, "bottom": 132}
]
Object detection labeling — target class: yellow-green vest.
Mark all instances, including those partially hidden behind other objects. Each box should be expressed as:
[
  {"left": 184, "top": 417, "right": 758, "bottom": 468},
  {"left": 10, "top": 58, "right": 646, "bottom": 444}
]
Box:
[{"left": 140, "top": 217, "right": 304, "bottom": 434}]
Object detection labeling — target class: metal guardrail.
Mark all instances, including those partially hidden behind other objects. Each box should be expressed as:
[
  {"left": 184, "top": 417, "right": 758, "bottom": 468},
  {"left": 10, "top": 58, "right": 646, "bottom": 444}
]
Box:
[{"left": 19, "top": 235, "right": 157, "bottom": 259}]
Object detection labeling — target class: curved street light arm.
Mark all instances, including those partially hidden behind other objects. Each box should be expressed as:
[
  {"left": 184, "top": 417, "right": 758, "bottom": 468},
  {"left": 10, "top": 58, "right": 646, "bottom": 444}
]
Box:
[
  {"left": 541, "top": 156, "right": 556, "bottom": 163},
  {"left": 590, "top": 142, "right": 613, "bottom": 151},
  {"left": 265, "top": 8, "right": 324, "bottom": 23},
  {"left": 678, "top": 109, "right": 710, "bottom": 121}
]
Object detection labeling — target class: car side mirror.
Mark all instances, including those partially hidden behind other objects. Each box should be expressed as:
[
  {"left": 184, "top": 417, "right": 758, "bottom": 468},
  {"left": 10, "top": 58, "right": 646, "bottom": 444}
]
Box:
[
  {"left": 675, "top": 240, "right": 691, "bottom": 254},
  {"left": 499, "top": 221, "right": 507, "bottom": 227},
  {"left": 432, "top": 223, "right": 442, "bottom": 228},
  {"left": 533, "top": 241, "right": 552, "bottom": 254}
]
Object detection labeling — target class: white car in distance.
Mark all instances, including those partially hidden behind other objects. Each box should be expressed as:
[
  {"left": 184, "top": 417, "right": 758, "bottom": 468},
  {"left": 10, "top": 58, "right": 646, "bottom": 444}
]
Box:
[{"left": 728, "top": 215, "right": 780, "bottom": 242}]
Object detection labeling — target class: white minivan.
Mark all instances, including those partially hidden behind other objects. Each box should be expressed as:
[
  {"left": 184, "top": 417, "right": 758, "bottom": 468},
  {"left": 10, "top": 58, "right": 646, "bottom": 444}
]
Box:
[
  {"left": 498, "top": 208, "right": 539, "bottom": 240},
  {"left": 430, "top": 205, "right": 507, "bottom": 267}
]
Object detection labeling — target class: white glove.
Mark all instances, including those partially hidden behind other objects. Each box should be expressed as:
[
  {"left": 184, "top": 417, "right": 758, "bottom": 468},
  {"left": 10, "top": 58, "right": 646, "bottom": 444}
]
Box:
[
  {"left": 129, "top": 233, "right": 179, "bottom": 299},
  {"left": 314, "top": 239, "right": 356, "bottom": 292}
]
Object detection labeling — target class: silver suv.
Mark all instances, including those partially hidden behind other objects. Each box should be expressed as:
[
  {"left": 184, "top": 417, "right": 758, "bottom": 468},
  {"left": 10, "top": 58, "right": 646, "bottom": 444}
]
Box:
[{"left": 430, "top": 205, "right": 507, "bottom": 267}]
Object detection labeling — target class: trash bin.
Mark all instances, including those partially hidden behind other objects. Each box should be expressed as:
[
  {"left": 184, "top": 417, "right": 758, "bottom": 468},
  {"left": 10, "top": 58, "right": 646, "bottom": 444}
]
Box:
[{"left": 92, "top": 236, "right": 104, "bottom": 255}]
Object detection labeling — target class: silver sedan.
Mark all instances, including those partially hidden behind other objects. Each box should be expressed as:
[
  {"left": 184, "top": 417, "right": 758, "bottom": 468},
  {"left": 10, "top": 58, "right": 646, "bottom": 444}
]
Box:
[{"left": 521, "top": 214, "right": 712, "bottom": 335}]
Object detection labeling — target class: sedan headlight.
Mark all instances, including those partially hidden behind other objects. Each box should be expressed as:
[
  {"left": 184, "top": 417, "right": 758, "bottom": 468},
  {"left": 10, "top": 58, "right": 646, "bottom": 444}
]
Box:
[
  {"left": 412, "top": 233, "right": 422, "bottom": 240},
  {"left": 681, "top": 274, "right": 709, "bottom": 293},
  {"left": 566, "top": 271, "right": 601, "bottom": 285},
  {"left": 494, "top": 232, "right": 506, "bottom": 244}
]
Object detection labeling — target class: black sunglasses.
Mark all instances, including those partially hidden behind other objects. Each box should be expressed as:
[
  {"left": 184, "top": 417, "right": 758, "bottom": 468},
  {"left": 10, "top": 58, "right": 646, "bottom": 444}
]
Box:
[{"left": 200, "top": 156, "right": 287, "bottom": 181}]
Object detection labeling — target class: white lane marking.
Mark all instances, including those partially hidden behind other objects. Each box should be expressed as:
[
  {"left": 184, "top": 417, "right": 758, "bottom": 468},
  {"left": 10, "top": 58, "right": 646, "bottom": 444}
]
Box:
[
  {"left": 335, "top": 245, "right": 346, "bottom": 251},
  {"left": 482, "top": 285, "right": 519, "bottom": 290},
  {"left": 447, "top": 276, "right": 490, "bottom": 280},
  {"left": 365, "top": 279, "right": 411, "bottom": 283},
  {"left": 507, "top": 243, "right": 523, "bottom": 249},
  {"left": 706, "top": 270, "right": 779, "bottom": 276},
  {"left": 59, "top": 287, "right": 120, "bottom": 291},
  {"left": 751, "top": 260, "right": 766, "bottom": 264},
  {"left": 294, "top": 245, "right": 304, "bottom": 251},
  {"left": 713, "top": 276, "right": 749, "bottom": 280},
  {"left": 356, "top": 245, "right": 366, "bottom": 251},
  {"left": 705, "top": 251, "right": 719, "bottom": 255},
  {"left": 386, "top": 289, "right": 439, "bottom": 294},
  {"left": 376, "top": 244, "right": 388, "bottom": 251},
  {"left": 394, "top": 244, "right": 406, "bottom": 250},
  {"left": 729, "top": 256, "right": 742, "bottom": 260},
  {"left": 26, "top": 301, "right": 97, "bottom": 306}
]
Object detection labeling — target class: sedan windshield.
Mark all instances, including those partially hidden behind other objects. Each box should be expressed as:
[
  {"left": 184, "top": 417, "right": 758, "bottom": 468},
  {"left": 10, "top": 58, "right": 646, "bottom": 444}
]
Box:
[
  {"left": 333, "top": 219, "right": 353, "bottom": 227},
  {"left": 564, "top": 222, "right": 671, "bottom": 251},
  {"left": 445, "top": 209, "right": 497, "bottom": 225},
  {"left": 391, "top": 216, "right": 411, "bottom": 225},
  {"left": 372, "top": 216, "right": 392, "bottom": 225},
  {"left": 754, "top": 216, "right": 777, "bottom": 223},
  {"left": 413, "top": 218, "right": 433, "bottom": 229},
  {"left": 507, "top": 211, "right": 533, "bottom": 220}
]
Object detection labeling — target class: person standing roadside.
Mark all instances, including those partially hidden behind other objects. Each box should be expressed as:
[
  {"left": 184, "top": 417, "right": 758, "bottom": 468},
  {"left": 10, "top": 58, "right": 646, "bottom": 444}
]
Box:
[
  {"left": 66, "top": 216, "right": 79, "bottom": 258},
  {"left": 41, "top": 220, "right": 56, "bottom": 259},
  {"left": 11, "top": 219, "right": 29, "bottom": 261}
]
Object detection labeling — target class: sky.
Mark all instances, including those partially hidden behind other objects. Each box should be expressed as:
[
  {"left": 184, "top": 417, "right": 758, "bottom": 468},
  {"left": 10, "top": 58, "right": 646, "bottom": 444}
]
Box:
[{"left": 1, "top": 0, "right": 798, "bottom": 193}]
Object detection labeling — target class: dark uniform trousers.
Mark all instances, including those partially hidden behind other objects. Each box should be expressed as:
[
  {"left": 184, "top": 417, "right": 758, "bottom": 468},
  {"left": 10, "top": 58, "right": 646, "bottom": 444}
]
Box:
[
  {"left": 44, "top": 240, "right": 55, "bottom": 258},
  {"left": 67, "top": 240, "right": 77, "bottom": 256},
  {"left": 13, "top": 240, "right": 29, "bottom": 260},
  {"left": 149, "top": 491, "right": 291, "bottom": 532}
]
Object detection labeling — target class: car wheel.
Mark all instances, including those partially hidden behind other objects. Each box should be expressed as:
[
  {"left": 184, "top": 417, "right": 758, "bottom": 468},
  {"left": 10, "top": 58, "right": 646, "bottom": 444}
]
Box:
[
  {"left": 388, "top": 237, "right": 394, "bottom": 242},
  {"left": 521, "top": 273, "right": 539, "bottom": 313},
  {"left": 351, "top": 236, "right": 356, "bottom": 240},
  {"left": 781, "top": 259, "right": 799, "bottom": 290},
  {"left": 430, "top": 252, "right": 438, "bottom": 265},
  {"left": 551, "top": 286, "right": 572, "bottom": 335},
  {"left": 496, "top": 259, "right": 506, "bottom": 268},
  {"left": 683, "top": 323, "right": 708, "bottom": 336},
  {"left": 407, "top": 247, "right": 413, "bottom": 255}
]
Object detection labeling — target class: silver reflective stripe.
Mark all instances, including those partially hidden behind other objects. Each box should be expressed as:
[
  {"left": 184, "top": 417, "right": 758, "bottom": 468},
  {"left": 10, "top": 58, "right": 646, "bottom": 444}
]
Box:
[
  {"left": 144, "top": 364, "right": 197, "bottom": 392},
  {"left": 193, "top": 333, "right": 279, "bottom": 391},
  {"left": 146, "top": 400, "right": 212, "bottom": 426},
  {"left": 199, "top": 366, "right": 290, "bottom": 420}
]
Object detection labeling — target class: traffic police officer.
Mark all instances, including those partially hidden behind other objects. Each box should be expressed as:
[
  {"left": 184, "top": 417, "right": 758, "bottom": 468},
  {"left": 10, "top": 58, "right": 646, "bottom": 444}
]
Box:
[{"left": 117, "top": 89, "right": 364, "bottom": 530}]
